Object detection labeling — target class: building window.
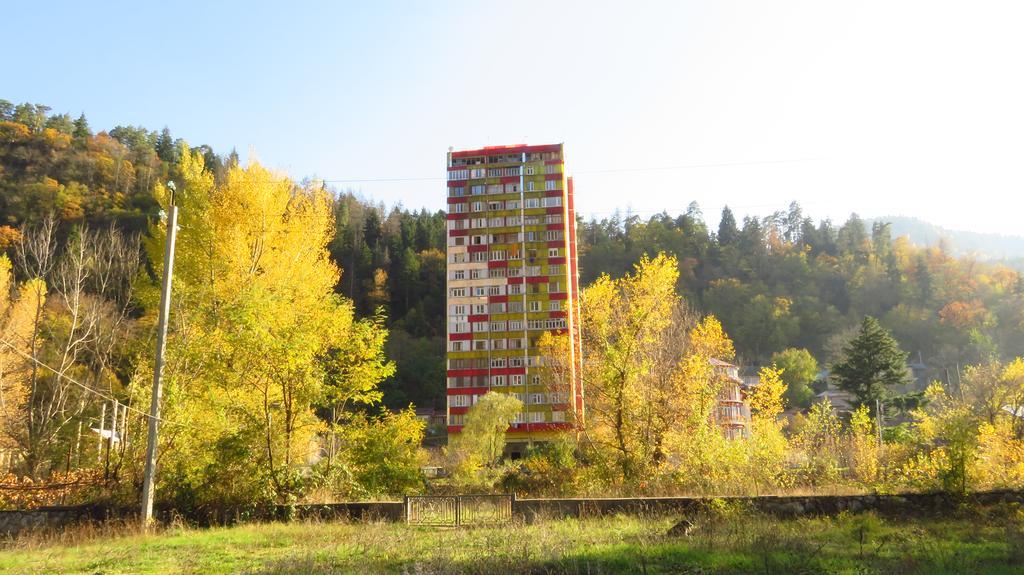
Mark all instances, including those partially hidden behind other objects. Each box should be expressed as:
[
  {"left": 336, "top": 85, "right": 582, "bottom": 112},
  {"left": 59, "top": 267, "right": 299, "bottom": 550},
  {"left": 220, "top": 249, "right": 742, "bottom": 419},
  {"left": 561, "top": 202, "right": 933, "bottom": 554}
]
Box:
[
  {"left": 530, "top": 412, "right": 544, "bottom": 423},
  {"left": 473, "top": 340, "right": 488, "bottom": 351},
  {"left": 491, "top": 375, "right": 506, "bottom": 386},
  {"left": 552, "top": 411, "right": 565, "bottom": 423},
  {"left": 545, "top": 180, "right": 557, "bottom": 191},
  {"left": 548, "top": 301, "right": 562, "bottom": 311},
  {"left": 525, "top": 198, "right": 540, "bottom": 208},
  {"left": 471, "top": 169, "right": 486, "bottom": 179},
  {"left": 471, "top": 184, "right": 485, "bottom": 195},
  {"left": 542, "top": 197, "right": 562, "bottom": 208},
  {"left": 526, "top": 181, "right": 535, "bottom": 191},
  {"left": 510, "top": 374, "right": 524, "bottom": 386},
  {"left": 450, "top": 288, "right": 466, "bottom": 297}
]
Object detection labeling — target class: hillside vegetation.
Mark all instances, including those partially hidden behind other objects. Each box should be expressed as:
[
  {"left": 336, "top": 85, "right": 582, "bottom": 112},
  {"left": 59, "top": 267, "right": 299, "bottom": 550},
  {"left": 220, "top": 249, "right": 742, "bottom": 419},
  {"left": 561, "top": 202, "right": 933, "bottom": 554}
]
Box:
[{"left": 1, "top": 100, "right": 1023, "bottom": 511}]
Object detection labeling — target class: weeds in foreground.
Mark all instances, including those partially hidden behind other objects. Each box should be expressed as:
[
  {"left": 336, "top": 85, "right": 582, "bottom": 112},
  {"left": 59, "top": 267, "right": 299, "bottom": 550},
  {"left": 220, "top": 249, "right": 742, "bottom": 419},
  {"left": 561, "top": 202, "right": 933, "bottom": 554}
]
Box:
[{"left": 0, "top": 506, "right": 1022, "bottom": 574}]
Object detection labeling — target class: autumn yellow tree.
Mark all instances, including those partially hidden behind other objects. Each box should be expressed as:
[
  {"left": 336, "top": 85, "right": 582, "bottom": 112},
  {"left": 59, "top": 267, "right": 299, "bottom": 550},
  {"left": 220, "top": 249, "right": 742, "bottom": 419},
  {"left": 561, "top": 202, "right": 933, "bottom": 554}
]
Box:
[
  {"left": 579, "top": 253, "right": 681, "bottom": 482},
  {"left": 743, "top": 365, "right": 789, "bottom": 492},
  {"left": 0, "top": 255, "right": 42, "bottom": 456},
  {"left": 847, "top": 404, "right": 879, "bottom": 487},
  {"left": 576, "top": 252, "right": 752, "bottom": 489},
  {"left": 147, "top": 146, "right": 398, "bottom": 508}
]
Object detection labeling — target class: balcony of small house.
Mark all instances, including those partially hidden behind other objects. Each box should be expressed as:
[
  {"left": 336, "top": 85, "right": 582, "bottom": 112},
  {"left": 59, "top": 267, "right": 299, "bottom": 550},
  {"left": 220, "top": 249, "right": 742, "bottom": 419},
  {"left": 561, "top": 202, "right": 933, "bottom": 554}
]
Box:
[{"left": 717, "top": 386, "right": 745, "bottom": 404}]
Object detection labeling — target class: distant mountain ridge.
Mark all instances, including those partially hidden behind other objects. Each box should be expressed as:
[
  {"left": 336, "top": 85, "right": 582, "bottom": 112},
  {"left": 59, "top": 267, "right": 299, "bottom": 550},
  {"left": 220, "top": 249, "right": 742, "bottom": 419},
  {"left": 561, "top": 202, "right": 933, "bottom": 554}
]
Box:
[{"left": 868, "top": 216, "right": 1024, "bottom": 264}]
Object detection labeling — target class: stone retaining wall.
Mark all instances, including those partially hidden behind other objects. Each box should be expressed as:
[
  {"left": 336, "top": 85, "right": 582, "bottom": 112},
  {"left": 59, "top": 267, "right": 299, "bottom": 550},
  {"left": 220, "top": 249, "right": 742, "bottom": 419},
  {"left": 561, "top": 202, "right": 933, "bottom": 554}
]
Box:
[
  {"left": 0, "top": 505, "right": 112, "bottom": 537},
  {"left": 288, "top": 502, "right": 404, "bottom": 522},
  {"left": 2, "top": 490, "right": 1021, "bottom": 536},
  {"left": 512, "top": 490, "right": 1024, "bottom": 523}
]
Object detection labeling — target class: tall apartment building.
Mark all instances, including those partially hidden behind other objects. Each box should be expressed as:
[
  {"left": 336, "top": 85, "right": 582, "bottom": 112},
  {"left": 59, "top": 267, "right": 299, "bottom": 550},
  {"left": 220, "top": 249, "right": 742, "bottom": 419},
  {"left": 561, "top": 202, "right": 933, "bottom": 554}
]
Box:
[{"left": 445, "top": 143, "right": 582, "bottom": 455}]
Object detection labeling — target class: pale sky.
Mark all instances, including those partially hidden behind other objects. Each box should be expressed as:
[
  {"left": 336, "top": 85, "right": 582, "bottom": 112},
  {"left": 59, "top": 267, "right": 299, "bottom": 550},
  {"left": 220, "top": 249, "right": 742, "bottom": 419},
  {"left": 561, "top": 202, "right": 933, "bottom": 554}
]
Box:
[{"left": 5, "top": 1, "right": 1023, "bottom": 235}]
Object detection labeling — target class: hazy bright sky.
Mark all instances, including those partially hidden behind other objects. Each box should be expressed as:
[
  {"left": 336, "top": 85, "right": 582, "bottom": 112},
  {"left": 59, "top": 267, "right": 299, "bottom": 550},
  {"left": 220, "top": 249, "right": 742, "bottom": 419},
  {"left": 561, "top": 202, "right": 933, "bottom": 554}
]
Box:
[{"left": 5, "top": 1, "right": 1023, "bottom": 235}]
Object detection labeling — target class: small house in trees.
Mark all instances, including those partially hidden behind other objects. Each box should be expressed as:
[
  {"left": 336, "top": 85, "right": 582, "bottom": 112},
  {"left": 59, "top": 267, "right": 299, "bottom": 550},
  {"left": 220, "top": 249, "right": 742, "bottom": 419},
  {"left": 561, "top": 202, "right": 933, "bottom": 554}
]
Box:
[{"left": 710, "top": 359, "right": 752, "bottom": 440}]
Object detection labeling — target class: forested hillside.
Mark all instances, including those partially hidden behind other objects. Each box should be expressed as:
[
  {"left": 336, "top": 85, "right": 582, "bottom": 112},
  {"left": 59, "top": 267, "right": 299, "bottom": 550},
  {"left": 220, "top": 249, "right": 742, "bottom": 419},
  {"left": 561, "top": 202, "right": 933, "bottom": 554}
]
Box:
[
  {"left": 3, "top": 100, "right": 1023, "bottom": 411},
  {"left": 868, "top": 215, "right": 1024, "bottom": 263},
  {"left": 580, "top": 205, "right": 1024, "bottom": 373}
]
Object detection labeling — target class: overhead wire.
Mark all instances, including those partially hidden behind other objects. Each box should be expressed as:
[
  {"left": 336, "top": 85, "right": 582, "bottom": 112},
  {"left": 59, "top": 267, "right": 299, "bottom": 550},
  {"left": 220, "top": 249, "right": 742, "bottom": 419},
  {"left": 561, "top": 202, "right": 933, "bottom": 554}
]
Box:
[
  {"left": 0, "top": 336, "right": 182, "bottom": 427},
  {"left": 237, "top": 156, "right": 821, "bottom": 185}
]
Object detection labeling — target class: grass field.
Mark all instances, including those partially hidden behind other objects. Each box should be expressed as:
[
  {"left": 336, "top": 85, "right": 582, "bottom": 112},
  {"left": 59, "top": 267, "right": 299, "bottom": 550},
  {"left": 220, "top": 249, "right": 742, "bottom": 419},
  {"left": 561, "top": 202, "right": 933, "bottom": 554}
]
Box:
[{"left": 1, "top": 506, "right": 1023, "bottom": 574}]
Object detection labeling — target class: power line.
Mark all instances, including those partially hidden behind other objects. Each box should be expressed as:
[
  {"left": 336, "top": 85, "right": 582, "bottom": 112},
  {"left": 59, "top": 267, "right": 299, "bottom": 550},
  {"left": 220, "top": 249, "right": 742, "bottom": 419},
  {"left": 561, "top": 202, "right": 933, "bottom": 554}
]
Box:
[
  {"left": 247, "top": 157, "right": 821, "bottom": 185},
  {"left": 0, "top": 336, "right": 181, "bottom": 427},
  {"left": 572, "top": 157, "right": 822, "bottom": 175}
]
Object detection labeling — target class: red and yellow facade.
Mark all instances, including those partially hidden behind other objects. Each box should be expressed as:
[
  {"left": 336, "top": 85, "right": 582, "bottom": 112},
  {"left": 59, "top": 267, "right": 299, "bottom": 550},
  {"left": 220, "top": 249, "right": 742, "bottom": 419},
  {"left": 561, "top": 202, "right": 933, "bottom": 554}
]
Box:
[{"left": 445, "top": 143, "right": 583, "bottom": 451}]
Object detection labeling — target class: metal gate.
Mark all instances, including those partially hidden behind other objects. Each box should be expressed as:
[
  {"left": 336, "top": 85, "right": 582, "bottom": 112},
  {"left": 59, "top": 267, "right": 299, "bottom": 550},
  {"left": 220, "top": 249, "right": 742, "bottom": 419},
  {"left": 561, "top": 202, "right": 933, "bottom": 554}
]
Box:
[{"left": 405, "top": 494, "right": 514, "bottom": 526}]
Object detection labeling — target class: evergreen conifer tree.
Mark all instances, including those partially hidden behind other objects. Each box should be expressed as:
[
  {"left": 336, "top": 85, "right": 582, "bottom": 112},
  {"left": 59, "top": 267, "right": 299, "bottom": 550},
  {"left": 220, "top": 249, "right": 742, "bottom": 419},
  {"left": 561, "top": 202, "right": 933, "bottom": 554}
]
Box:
[
  {"left": 831, "top": 316, "right": 911, "bottom": 412},
  {"left": 717, "top": 205, "right": 739, "bottom": 246}
]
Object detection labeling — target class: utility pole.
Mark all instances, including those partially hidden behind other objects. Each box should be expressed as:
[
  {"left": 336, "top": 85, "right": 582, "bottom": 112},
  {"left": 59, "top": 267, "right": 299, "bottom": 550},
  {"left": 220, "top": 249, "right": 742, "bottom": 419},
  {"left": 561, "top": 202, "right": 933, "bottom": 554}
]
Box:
[
  {"left": 141, "top": 183, "right": 179, "bottom": 527},
  {"left": 876, "top": 398, "right": 884, "bottom": 448}
]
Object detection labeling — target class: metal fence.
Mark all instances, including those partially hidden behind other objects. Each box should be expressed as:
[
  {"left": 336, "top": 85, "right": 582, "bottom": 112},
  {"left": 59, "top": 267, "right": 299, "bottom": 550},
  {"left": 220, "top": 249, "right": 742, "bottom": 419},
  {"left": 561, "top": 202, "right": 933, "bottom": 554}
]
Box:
[{"left": 405, "top": 494, "right": 514, "bottom": 527}]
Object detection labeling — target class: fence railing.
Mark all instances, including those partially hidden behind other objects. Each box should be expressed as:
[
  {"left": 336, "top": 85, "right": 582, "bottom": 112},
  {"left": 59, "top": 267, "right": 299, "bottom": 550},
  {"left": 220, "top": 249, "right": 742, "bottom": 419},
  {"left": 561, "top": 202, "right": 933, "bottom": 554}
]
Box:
[{"left": 404, "top": 494, "right": 514, "bottom": 527}]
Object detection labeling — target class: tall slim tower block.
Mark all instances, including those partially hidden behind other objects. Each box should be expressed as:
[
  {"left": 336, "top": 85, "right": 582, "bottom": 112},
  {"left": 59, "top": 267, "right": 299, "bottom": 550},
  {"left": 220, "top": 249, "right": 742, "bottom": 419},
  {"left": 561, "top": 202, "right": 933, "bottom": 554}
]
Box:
[{"left": 445, "top": 144, "right": 582, "bottom": 455}]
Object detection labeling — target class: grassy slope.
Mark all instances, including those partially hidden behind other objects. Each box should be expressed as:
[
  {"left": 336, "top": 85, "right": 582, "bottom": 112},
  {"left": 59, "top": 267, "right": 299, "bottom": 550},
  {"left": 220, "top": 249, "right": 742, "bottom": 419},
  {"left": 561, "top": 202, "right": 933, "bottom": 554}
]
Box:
[{"left": 1, "top": 510, "right": 1022, "bottom": 575}]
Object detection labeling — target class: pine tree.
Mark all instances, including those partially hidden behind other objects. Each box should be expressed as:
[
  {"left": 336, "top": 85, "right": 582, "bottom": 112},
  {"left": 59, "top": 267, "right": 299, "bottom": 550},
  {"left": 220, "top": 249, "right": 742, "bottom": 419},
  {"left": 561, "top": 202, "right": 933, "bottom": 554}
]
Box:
[
  {"left": 72, "top": 113, "right": 91, "bottom": 138},
  {"left": 155, "top": 127, "right": 175, "bottom": 162},
  {"left": 830, "top": 316, "right": 911, "bottom": 411},
  {"left": 717, "top": 206, "right": 739, "bottom": 246}
]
